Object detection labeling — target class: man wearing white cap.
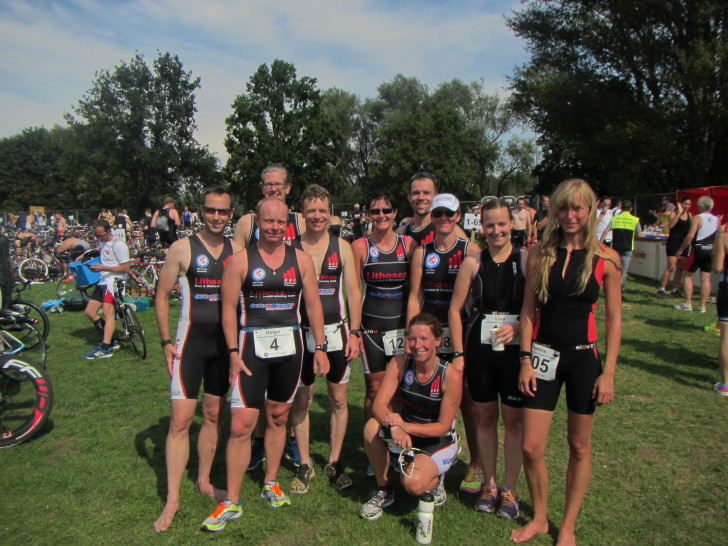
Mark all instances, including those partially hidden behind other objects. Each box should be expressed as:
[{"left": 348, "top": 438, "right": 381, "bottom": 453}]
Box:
[{"left": 406, "top": 193, "right": 481, "bottom": 499}]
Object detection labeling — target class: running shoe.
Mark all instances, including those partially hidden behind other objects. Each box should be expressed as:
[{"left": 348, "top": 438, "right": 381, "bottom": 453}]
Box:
[
  {"left": 697, "top": 306, "right": 707, "bottom": 313},
  {"left": 290, "top": 464, "right": 315, "bottom": 494},
  {"left": 359, "top": 487, "right": 395, "bottom": 520},
  {"left": 284, "top": 436, "right": 301, "bottom": 466},
  {"left": 324, "top": 461, "right": 353, "bottom": 491},
  {"left": 83, "top": 346, "right": 113, "bottom": 360},
  {"left": 91, "top": 340, "right": 120, "bottom": 352},
  {"left": 709, "top": 296, "right": 718, "bottom": 304},
  {"left": 670, "top": 289, "right": 682, "bottom": 298},
  {"left": 475, "top": 480, "right": 499, "bottom": 513},
  {"left": 459, "top": 463, "right": 483, "bottom": 493},
  {"left": 261, "top": 481, "right": 291, "bottom": 508},
  {"left": 247, "top": 439, "right": 265, "bottom": 471},
  {"left": 713, "top": 383, "right": 728, "bottom": 397},
  {"left": 497, "top": 487, "right": 520, "bottom": 519},
  {"left": 433, "top": 474, "right": 446, "bottom": 506},
  {"left": 201, "top": 500, "right": 242, "bottom": 532},
  {"left": 656, "top": 289, "right": 666, "bottom": 300},
  {"left": 366, "top": 464, "right": 375, "bottom": 477},
  {"left": 674, "top": 302, "right": 693, "bottom": 311}
]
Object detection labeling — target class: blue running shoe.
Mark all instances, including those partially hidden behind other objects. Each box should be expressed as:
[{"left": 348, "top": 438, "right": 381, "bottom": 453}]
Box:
[
  {"left": 247, "top": 439, "right": 266, "bottom": 471},
  {"left": 83, "top": 346, "right": 113, "bottom": 360},
  {"left": 284, "top": 436, "right": 301, "bottom": 466}
]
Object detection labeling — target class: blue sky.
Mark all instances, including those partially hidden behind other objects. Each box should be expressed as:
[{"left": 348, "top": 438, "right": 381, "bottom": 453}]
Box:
[{"left": 0, "top": 0, "right": 529, "bottom": 159}]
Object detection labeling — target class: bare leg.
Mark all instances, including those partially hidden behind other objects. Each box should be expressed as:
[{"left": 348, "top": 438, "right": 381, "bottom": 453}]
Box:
[
  {"left": 699, "top": 271, "right": 711, "bottom": 309},
  {"left": 719, "top": 322, "right": 728, "bottom": 384},
  {"left": 263, "top": 400, "right": 294, "bottom": 483},
  {"left": 363, "top": 418, "right": 390, "bottom": 487},
  {"left": 659, "top": 256, "right": 676, "bottom": 291},
  {"left": 196, "top": 393, "right": 227, "bottom": 500},
  {"left": 501, "top": 403, "right": 524, "bottom": 492},
  {"left": 511, "top": 409, "right": 553, "bottom": 544},
  {"left": 154, "top": 399, "right": 196, "bottom": 532},
  {"left": 226, "top": 408, "right": 259, "bottom": 503},
  {"left": 461, "top": 387, "right": 481, "bottom": 468},
  {"left": 290, "top": 385, "right": 314, "bottom": 466},
  {"left": 472, "top": 400, "right": 499, "bottom": 485},
  {"left": 557, "top": 411, "right": 594, "bottom": 546},
  {"left": 327, "top": 382, "right": 349, "bottom": 463},
  {"left": 673, "top": 257, "right": 686, "bottom": 289},
  {"left": 401, "top": 454, "right": 440, "bottom": 496},
  {"left": 683, "top": 272, "right": 694, "bottom": 306},
  {"left": 364, "top": 371, "right": 385, "bottom": 421},
  {"left": 101, "top": 301, "right": 116, "bottom": 345}
]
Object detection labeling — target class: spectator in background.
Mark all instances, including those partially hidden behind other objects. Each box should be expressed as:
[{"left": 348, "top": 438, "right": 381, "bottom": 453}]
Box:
[
  {"left": 657, "top": 196, "right": 692, "bottom": 299},
  {"left": 534, "top": 195, "right": 549, "bottom": 241},
  {"left": 595, "top": 196, "right": 614, "bottom": 245},
  {"left": 152, "top": 198, "right": 181, "bottom": 248},
  {"left": 140, "top": 208, "right": 156, "bottom": 248},
  {"left": 182, "top": 206, "right": 192, "bottom": 228},
  {"left": 54, "top": 212, "right": 67, "bottom": 237},
  {"left": 601, "top": 200, "right": 643, "bottom": 292}
]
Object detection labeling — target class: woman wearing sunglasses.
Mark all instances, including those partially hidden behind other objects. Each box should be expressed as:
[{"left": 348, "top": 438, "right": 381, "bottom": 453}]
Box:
[
  {"left": 352, "top": 192, "right": 418, "bottom": 426},
  {"left": 359, "top": 313, "right": 462, "bottom": 520}
]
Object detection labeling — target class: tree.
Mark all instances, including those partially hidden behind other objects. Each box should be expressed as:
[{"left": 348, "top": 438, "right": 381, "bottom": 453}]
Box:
[
  {"left": 66, "top": 51, "right": 219, "bottom": 214},
  {"left": 507, "top": 0, "right": 728, "bottom": 195},
  {"left": 224, "top": 60, "right": 341, "bottom": 210}
]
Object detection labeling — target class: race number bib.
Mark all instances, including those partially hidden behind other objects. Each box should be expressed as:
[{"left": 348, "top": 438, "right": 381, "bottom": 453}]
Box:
[
  {"left": 438, "top": 326, "right": 453, "bottom": 354},
  {"left": 254, "top": 327, "right": 296, "bottom": 359},
  {"left": 382, "top": 328, "right": 406, "bottom": 356},
  {"left": 481, "top": 314, "right": 520, "bottom": 345},
  {"left": 531, "top": 342, "right": 560, "bottom": 382},
  {"left": 305, "top": 323, "right": 344, "bottom": 352}
]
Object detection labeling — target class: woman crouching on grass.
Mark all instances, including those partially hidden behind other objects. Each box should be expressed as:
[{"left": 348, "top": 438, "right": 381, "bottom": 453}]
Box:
[
  {"left": 512, "top": 179, "right": 622, "bottom": 546},
  {"left": 359, "top": 313, "right": 462, "bottom": 521}
]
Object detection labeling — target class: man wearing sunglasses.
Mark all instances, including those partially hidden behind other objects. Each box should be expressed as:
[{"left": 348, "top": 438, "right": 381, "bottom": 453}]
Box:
[
  {"left": 153, "top": 186, "right": 240, "bottom": 532},
  {"left": 398, "top": 171, "right": 468, "bottom": 244}
]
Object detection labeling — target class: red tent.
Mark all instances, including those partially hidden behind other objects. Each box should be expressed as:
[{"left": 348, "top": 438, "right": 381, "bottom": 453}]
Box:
[{"left": 676, "top": 186, "right": 728, "bottom": 219}]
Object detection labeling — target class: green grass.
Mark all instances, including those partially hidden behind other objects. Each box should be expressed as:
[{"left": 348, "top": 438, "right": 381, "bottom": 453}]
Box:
[{"left": 1, "top": 276, "right": 727, "bottom": 545}]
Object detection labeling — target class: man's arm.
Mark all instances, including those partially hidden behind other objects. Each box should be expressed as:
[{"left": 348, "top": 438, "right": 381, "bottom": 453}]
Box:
[
  {"left": 299, "top": 250, "right": 330, "bottom": 376},
  {"left": 340, "top": 239, "right": 362, "bottom": 362},
  {"left": 677, "top": 215, "right": 702, "bottom": 256},
  {"left": 233, "top": 214, "right": 253, "bottom": 247},
  {"left": 155, "top": 239, "right": 188, "bottom": 376},
  {"left": 221, "top": 250, "right": 251, "bottom": 381},
  {"left": 406, "top": 246, "right": 425, "bottom": 328}
]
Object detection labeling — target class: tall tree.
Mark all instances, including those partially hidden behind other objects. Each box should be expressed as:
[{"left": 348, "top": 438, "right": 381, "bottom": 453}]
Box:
[
  {"left": 224, "top": 60, "right": 341, "bottom": 210},
  {"left": 66, "top": 51, "right": 218, "bottom": 214},
  {"left": 508, "top": 0, "right": 728, "bottom": 194}
]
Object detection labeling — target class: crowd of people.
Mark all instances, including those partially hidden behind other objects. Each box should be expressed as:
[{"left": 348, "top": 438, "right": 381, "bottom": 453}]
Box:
[{"left": 122, "top": 164, "right": 627, "bottom": 546}]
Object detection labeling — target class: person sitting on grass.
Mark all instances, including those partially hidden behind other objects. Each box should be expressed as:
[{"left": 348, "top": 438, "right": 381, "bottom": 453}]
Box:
[{"left": 360, "top": 313, "right": 462, "bottom": 520}]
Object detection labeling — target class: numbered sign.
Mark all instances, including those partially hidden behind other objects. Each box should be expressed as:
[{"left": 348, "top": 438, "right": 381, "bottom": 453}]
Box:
[
  {"left": 480, "top": 314, "right": 520, "bottom": 345},
  {"left": 254, "top": 327, "right": 296, "bottom": 359},
  {"left": 305, "top": 323, "right": 344, "bottom": 352},
  {"left": 531, "top": 343, "right": 560, "bottom": 382},
  {"left": 382, "top": 329, "right": 406, "bottom": 356}
]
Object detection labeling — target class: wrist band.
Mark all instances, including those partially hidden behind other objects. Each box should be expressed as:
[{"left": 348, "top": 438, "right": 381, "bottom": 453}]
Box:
[
  {"left": 160, "top": 339, "right": 172, "bottom": 348},
  {"left": 228, "top": 347, "right": 239, "bottom": 355},
  {"left": 519, "top": 350, "right": 532, "bottom": 359}
]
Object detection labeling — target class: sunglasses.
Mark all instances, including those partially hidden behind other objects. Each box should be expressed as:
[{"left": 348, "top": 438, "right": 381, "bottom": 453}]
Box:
[
  {"left": 202, "top": 206, "right": 232, "bottom": 216},
  {"left": 431, "top": 209, "right": 457, "bottom": 218},
  {"left": 370, "top": 208, "right": 393, "bottom": 216},
  {"left": 410, "top": 171, "right": 436, "bottom": 182},
  {"left": 261, "top": 182, "right": 287, "bottom": 189}
]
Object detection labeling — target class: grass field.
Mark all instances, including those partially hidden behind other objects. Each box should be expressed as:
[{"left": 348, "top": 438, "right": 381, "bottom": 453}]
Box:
[{"left": 1, "top": 275, "right": 727, "bottom": 545}]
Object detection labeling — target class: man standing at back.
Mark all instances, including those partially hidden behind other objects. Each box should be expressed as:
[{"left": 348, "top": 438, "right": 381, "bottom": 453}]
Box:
[
  {"left": 512, "top": 198, "right": 532, "bottom": 248},
  {"left": 602, "top": 200, "right": 642, "bottom": 292},
  {"left": 153, "top": 197, "right": 181, "bottom": 248},
  {"left": 153, "top": 186, "right": 240, "bottom": 532},
  {"left": 595, "top": 196, "right": 614, "bottom": 245}
]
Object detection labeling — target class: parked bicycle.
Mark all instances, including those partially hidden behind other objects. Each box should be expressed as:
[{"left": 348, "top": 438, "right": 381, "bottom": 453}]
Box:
[{"left": 113, "top": 278, "right": 147, "bottom": 360}]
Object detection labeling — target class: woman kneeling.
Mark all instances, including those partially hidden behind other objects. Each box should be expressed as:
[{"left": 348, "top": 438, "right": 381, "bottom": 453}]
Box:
[{"left": 360, "top": 313, "right": 462, "bottom": 520}]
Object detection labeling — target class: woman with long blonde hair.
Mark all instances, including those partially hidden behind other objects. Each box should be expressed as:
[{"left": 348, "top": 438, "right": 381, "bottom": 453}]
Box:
[{"left": 511, "top": 179, "right": 622, "bottom": 546}]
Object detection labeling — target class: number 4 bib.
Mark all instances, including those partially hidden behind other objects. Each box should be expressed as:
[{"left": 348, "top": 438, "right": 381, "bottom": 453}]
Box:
[{"left": 254, "top": 327, "right": 296, "bottom": 359}]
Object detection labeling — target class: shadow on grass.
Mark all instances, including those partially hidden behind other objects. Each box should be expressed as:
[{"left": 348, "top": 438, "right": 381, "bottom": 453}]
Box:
[{"left": 618, "top": 341, "right": 716, "bottom": 388}]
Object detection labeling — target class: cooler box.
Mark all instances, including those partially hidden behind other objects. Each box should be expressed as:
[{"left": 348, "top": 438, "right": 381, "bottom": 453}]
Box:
[
  {"left": 68, "top": 257, "right": 101, "bottom": 286},
  {"left": 125, "top": 296, "right": 151, "bottom": 312}
]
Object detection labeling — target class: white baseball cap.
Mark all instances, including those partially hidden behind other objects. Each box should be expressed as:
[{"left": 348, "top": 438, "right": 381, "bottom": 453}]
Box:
[{"left": 431, "top": 193, "right": 459, "bottom": 212}]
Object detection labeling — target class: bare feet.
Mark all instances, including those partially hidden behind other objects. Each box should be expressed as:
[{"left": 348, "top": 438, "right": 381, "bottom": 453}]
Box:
[
  {"left": 511, "top": 520, "right": 549, "bottom": 543},
  {"left": 196, "top": 479, "right": 227, "bottom": 501},
  {"left": 153, "top": 501, "right": 179, "bottom": 533},
  {"left": 556, "top": 529, "right": 577, "bottom": 546}
]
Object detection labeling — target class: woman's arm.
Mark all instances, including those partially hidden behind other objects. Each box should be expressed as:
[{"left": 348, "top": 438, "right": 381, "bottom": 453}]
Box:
[
  {"left": 593, "top": 248, "right": 622, "bottom": 405},
  {"left": 518, "top": 245, "right": 541, "bottom": 397},
  {"left": 448, "top": 255, "right": 478, "bottom": 373}
]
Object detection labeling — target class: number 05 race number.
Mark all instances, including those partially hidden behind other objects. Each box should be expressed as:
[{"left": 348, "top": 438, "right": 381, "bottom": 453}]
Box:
[{"left": 530, "top": 343, "right": 560, "bottom": 382}]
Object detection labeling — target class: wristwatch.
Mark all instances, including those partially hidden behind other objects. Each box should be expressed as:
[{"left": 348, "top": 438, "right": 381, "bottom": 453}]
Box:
[
  {"left": 349, "top": 328, "right": 363, "bottom": 338},
  {"left": 314, "top": 343, "right": 328, "bottom": 352},
  {"left": 451, "top": 351, "right": 465, "bottom": 358}
]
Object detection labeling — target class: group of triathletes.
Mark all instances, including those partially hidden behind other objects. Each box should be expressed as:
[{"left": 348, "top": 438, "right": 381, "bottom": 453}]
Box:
[{"left": 150, "top": 165, "right": 622, "bottom": 546}]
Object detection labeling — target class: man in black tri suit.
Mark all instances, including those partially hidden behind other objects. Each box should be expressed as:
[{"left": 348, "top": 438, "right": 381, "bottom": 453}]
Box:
[
  {"left": 153, "top": 186, "right": 240, "bottom": 533},
  {"left": 289, "top": 185, "right": 362, "bottom": 493},
  {"left": 397, "top": 171, "right": 468, "bottom": 244},
  {"left": 201, "top": 198, "right": 329, "bottom": 531}
]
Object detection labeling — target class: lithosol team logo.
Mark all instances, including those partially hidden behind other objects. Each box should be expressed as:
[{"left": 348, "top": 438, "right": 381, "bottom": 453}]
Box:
[
  {"left": 404, "top": 369, "right": 415, "bottom": 386},
  {"left": 252, "top": 268, "right": 266, "bottom": 281},
  {"left": 425, "top": 253, "right": 440, "bottom": 269},
  {"left": 369, "top": 246, "right": 379, "bottom": 259},
  {"left": 196, "top": 254, "right": 209, "bottom": 268}
]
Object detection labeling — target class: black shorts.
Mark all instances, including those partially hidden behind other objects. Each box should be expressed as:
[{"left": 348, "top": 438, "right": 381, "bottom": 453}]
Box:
[
  {"left": 718, "top": 282, "right": 728, "bottom": 322},
  {"left": 465, "top": 330, "right": 523, "bottom": 407},
  {"left": 688, "top": 245, "right": 713, "bottom": 273},
  {"left": 89, "top": 283, "right": 116, "bottom": 305},
  {"left": 666, "top": 237, "right": 690, "bottom": 258},
  {"left": 520, "top": 345, "right": 602, "bottom": 415},
  {"left": 230, "top": 329, "right": 303, "bottom": 409},
  {"left": 171, "top": 322, "right": 228, "bottom": 399},
  {"left": 511, "top": 229, "right": 528, "bottom": 248},
  {"left": 361, "top": 314, "right": 406, "bottom": 375},
  {"left": 301, "top": 325, "right": 350, "bottom": 386}
]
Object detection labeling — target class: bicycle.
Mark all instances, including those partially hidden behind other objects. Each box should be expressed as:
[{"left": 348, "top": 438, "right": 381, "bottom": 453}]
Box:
[
  {"left": 113, "top": 278, "right": 147, "bottom": 359},
  {"left": 0, "top": 354, "right": 53, "bottom": 448},
  {"left": 0, "top": 312, "right": 47, "bottom": 369}
]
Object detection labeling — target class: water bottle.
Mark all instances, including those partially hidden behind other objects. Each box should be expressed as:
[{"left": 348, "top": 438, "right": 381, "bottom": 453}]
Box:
[{"left": 416, "top": 492, "right": 434, "bottom": 544}]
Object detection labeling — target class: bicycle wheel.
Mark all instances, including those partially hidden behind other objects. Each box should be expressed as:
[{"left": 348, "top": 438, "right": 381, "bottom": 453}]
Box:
[
  {"left": 18, "top": 258, "right": 49, "bottom": 283},
  {"left": 8, "top": 300, "right": 50, "bottom": 341},
  {"left": 124, "top": 273, "right": 145, "bottom": 298},
  {"left": 55, "top": 275, "right": 76, "bottom": 298},
  {"left": 1, "top": 324, "right": 46, "bottom": 368},
  {"left": 123, "top": 304, "right": 146, "bottom": 359},
  {"left": 0, "top": 355, "right": 53, "bottom": 448}
]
